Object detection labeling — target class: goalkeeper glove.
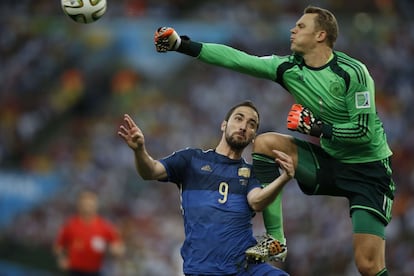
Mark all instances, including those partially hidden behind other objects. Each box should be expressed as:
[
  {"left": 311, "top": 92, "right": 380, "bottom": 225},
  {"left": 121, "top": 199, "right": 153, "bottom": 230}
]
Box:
[
  {"left": 154, "top": 27, "right": 181, "bottom": 52},
  {"left": 287, "top": 104, "right": 332, "bottom": 138}
]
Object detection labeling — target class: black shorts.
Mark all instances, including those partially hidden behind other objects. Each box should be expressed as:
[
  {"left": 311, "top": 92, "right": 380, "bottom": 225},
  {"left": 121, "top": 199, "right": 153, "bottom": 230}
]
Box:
[{"left": 295, "top": 139, "right": 395, "bottom": 225}]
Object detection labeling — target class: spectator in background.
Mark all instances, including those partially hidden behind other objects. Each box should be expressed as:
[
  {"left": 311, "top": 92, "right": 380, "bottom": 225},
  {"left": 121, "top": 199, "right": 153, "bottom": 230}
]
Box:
[{"left": 53, "top": 190, "right": 125, "bottom": 276}]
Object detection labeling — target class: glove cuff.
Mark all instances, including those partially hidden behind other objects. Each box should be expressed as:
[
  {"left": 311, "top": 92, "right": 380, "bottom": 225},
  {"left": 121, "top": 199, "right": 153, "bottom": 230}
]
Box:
[
  {"left": 310, "top": 121, "right": 332, "bottom": 139},
  {"left": 321, "top": 123, "right": 333, "bottom": 139},
  {"left": 177, "top": 36, "right": 202, "bottom": 57},
  {"left": 172, "top": 35, "right": 182, "bottom": 51}
]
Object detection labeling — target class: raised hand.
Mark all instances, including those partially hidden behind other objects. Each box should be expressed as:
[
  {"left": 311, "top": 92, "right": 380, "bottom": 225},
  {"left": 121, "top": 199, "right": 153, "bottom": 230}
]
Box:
[
  {"left": 154, "top": 27, "right": 181, "bottom": 52},
  {"left": 118, "top": 114, "right": 145, "bottom": 151}
]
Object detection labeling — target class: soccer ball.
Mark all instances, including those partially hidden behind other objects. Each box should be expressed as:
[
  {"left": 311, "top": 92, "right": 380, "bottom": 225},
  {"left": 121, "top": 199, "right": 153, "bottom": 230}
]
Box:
[{"left": 61, "top": 0, "right": 107, "bottom": 24}]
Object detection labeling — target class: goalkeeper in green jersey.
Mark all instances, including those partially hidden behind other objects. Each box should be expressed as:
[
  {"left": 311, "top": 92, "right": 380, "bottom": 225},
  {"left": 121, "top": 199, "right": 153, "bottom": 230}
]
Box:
[{"left": 153, "top": 5, "right": 395, "bottom": 276}]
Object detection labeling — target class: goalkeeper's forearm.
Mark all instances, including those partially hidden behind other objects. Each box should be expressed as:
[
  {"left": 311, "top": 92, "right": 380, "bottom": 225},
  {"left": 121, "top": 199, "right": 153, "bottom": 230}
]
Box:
[{"left": 176, "top": 36, "right": 203, "bottom": 57}]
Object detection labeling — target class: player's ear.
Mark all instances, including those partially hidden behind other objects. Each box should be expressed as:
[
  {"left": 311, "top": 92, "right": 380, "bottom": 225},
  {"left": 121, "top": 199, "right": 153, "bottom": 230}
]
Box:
[
  {"left": 221, "top": 121, "right": 227, "bottom": 131},
  {"left": 316, "top": 30, "right": 327, "bottom": 43}
]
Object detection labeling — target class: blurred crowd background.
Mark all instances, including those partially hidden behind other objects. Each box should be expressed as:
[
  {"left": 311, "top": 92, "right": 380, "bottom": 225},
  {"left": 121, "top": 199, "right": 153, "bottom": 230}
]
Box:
[{"left": 1, "top": 0, "right": 414, "bottom": 275}]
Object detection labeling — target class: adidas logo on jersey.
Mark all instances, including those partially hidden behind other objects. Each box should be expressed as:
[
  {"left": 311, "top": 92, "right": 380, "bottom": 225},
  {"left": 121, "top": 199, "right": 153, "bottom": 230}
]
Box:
[{"left": 201, "top": 165, "right": 212, "bottom": 172}]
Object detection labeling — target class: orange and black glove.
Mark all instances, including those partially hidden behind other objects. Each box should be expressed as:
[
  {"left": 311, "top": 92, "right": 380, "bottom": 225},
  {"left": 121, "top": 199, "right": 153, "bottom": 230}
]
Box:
[
  {"left": 287, "top": 104, "right": 332, "bottom": 138},
  {"left": 154, "top": 27, "right": 181, "bottom": 52}
]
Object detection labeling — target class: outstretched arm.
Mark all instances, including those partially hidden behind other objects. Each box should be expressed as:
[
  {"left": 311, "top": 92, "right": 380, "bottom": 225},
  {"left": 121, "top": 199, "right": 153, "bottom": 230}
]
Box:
[
  {"left": 154, "top": 27, "right": 279, "bottom": 81},
  {"left": 118, "top": 114, "right": 167, "bottom": 180},
  {"left": 247, "top": 150, "right": 294, "bottom": 212}
]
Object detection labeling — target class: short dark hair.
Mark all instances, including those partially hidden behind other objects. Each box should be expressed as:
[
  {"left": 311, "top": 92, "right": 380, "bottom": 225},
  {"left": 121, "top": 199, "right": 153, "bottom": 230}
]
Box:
[
  {"left": 304, "top": 6, "right": 339, "bottom": 48},
  {"left": 224, "top": 100, "right": 260, "bottom": 130}
]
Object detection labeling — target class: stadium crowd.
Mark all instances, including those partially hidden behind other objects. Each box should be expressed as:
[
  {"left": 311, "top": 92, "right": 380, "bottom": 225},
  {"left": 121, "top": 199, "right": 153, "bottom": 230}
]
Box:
[{"left": 1, "top": 0, "right": 414, "bottom": 275}]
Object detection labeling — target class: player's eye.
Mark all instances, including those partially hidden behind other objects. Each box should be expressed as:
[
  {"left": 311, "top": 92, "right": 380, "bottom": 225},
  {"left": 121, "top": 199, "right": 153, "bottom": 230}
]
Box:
[
  {"left": 234, "top": 115, "right": 243, "bottom": 121},
  {"left": 248, "top": 121, "right": 257, "bottom": 130}
]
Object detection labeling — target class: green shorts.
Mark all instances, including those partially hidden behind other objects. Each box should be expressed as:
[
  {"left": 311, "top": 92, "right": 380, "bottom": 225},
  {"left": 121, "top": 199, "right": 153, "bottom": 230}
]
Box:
[{"left": 294, "top": 139, "right": 395, "bottom": 233}]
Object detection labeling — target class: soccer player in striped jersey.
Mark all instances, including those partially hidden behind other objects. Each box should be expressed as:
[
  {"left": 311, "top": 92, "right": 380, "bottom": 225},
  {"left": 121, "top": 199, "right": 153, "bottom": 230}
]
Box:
[
  {"left": 154, "top": 5, "right": 395, "bottom": 276},
  {"left": 118, "top": 101, "right": 293, "bottom": 276}
]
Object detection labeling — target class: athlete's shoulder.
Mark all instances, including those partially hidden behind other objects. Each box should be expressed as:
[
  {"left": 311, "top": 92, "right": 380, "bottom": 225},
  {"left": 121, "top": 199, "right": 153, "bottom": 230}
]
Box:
[
  {"left": 164, "top": 147, "right": 213, "bottom": 162},
  {"left": 166, "top": 147, "right": 200, "bottom": 157},
  {"left": 263, "top": 53, "right": 302, "bottom": 64},
  {"left": 334, "top": 51, "right": 369, "bottom": 73},
  {"left": 62, "top": 216, "right": 81, "bottom": 228},
  {"left": 95, "top": 216, "right": 117, "bottom": 230},
  {"left": 334, "top": 51, "right": 372, "bottom": 86},
  {"left": 178, "top": 147, "right": 211, "bottom": 156}
]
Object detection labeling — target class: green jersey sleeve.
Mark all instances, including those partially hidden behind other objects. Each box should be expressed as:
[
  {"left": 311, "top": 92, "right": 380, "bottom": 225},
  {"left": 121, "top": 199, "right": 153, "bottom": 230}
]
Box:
[{"left": 199, "top": 43, "right": 282, "bottom": 81}]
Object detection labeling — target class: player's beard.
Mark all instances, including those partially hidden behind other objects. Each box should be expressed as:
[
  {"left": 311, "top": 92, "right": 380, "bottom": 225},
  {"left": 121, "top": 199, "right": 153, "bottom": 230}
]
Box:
[{"left": 225, "top": 132, "right": 250, "bottom": 151}]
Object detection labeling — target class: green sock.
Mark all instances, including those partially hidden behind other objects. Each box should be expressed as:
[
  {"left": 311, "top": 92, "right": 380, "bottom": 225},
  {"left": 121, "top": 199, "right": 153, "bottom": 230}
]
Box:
[
  {"left": 252, "top": 153, "right": 285, "bottom": 243},
  {"left": 262, "top": 192, "right": 285, "bottom": 243}
]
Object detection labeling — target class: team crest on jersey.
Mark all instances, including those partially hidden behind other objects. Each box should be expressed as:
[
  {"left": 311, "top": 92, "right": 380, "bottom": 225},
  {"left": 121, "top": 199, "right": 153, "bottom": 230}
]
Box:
[
  {"left": 238, "top": 167, "right": 250, "bottom": 186},
  {"left": 355, "top": 91, "right": 370, "bottom": 109},
  {"left": 238, "top": 167, "right": 251, "bottom": 178},
  {"left": 329, "top": 81, "right": 342, "bottom": 96}
]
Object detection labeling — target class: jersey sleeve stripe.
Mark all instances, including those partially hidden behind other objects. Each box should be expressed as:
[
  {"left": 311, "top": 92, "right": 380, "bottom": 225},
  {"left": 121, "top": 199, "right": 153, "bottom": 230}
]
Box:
[
  {"left": 337, "top": 55, "right": 368, "bottom": 87},
  {"left": 333, "top": 114, "right": 369, "bottom": 138},
  {"left": 329, "top": 59, "right": 351, "bottom": 92},
  {"left": 276, "top": 61, "right": 296, "bottom": 89}
]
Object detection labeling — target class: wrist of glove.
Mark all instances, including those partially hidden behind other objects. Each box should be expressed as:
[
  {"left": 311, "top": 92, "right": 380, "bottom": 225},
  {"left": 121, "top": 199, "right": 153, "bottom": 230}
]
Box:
[
  {"left": 286, "top": 104, "right": 332, "bottom": 138},
  {"left": 154, "top": 27, "right": 181, "bottom": 52}
]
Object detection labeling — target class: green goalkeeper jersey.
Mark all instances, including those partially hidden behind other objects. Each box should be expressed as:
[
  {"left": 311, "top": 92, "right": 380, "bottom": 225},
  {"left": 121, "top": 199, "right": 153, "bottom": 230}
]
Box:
[{"left": 198, "top": 43, "right": 392, "bottom": 163}]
